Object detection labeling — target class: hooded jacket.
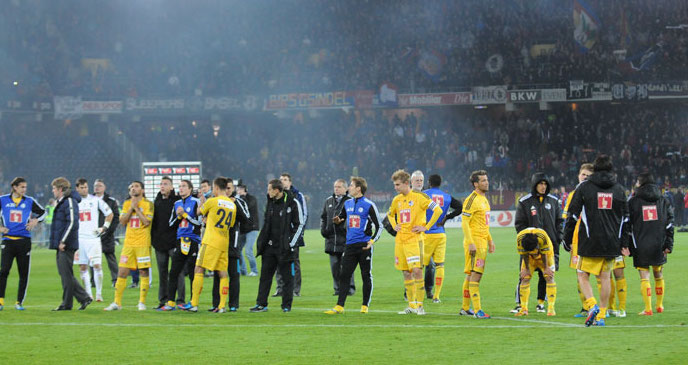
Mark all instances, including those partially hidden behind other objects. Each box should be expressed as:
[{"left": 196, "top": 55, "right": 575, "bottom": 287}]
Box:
[
  {"left": 564, "top": 171, "right": 630, "bottom": 258},
  {"left": 628, "top": 183, "right": 674, "bottom": 267},
  {"left": 256, "top": 190, "right": 304, "bottom": 260},
  {"left": 320, "top": 193, "right": 351, "bottom": 254},
  {"left": 516, "top": 173, "right": 564, "bottom": 258},
  {"left": 50, "top": 190, "right": 81, "bottom": 250}
]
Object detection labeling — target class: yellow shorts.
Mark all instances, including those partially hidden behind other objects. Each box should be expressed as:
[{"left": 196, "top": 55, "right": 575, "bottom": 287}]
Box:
[
  {"left": 577, "top": 256, "right": 613, "bottom": 276},
  {"left": 613, "top": 255, "right": 625, "bottom": 269},
  {"left": 119, "top": 246, "right": 152, "bottom": 270},
  {"left": 521, "top": 255, "right": 556, "bottom": 279},
  {"left": 637, "top": 265, "right": 663, "bottom": 273},
  {"left": 569, "top": 241, "right": 580, "bottom": 270},
  {"left": 196, "top": 244, "right": 228, "bottom": 272},
  {"left": 423, "top": 233, "right": 446, "bottom": 266},
  {"left": 463, "top": 245, "right": 487, "bottom": 275},
  {"left": 395, "top": 239, "right": 423, "bottom": 271}
]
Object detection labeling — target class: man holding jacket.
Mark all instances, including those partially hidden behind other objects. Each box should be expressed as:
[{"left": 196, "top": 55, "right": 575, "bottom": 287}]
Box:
[
  {"left": 321, "top": 179, "right": 354, "bottom": 296},
  {"left": 50, "top": 177, "right": 91, "bottom": 311},
  {"left": 564, "top": 155, "right": 629, "bottom": 326},
  {"left": 512, "top": 172, "right": 563, "bottom": 314},
  {"left": 93, "top": 179, "right": 119, "bottom": 287},
  {"left": 251, "top": 179, "right": 305, "bottom": 313}
]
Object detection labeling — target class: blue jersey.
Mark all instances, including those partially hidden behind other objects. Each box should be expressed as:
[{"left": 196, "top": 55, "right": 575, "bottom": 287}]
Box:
[
  {"left": 0, "top": 194, "right": 46, "bottom": 240},
  {"left": 342, "top": 196, "right": 382, "bottom": 244},
  {"left": 169, "top": 196, "right": 202, "bottom": 242},
  {"left": 423, "top": 188, "right": 461, "bottom": 234}
]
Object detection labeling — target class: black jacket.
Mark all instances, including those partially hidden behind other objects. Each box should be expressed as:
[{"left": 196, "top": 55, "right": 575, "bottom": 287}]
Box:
[
  {"left": 564, "top": 171, "right": 629, "bottom": 258},
  {"left": 515, "top": 173, "right": 564, "bottom": 253},
  {"left": 290, "top": 186, "right": 307, "bottom": 247},
  {"left": 239, "top": 193, "right": 260, "bottom": 233},
  {"left": 50, "top": 191, "right": 81, "bottom": 250},
  {"left": 152, "top": 190, "right": 179, "bottom": 251},
  {"left": 228, "top": 195, "right": 252, "bottom": 258},
  {"left": 256, "top": 190, "right": 305, "bottom": 260},
  {"left": 98, "top": 193, "right": 120, "bottom": 253},
  {"left": 320, "top": 193, "right": 351, "bottom": 254},
  {"left": 628, "top": 184, "right": 674, "bottom": 267}
]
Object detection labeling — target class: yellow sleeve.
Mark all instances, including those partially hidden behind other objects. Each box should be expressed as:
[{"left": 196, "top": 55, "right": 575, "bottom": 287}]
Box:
[
  {"left": 122, "top": 200, "right": 130, "bottom": 212},
  {"left": 145, "top": 201, "right": 154, "bottom": 219},
  {"left": 461, "top": 213, "right": 474, "bottom": 244},
  {"left": 562, "top": 190, "right": 576, "bottom": 219},
  {"left": 487, "top": 231, "right": 493, "bottom": 242},
  {"left": 544, "top": 233, "right": 555, "bottom": 259},
  {"left": 387, "top": 197, "right": 398, "bottom": 226},
  {"left": 425, "top": 203, "right": 442, "bottom": 231}
]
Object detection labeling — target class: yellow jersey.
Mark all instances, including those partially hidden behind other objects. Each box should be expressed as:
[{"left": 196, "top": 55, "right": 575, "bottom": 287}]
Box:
[
  {"left": 563, "top": 189, "right": 581, "bottom": 254},
  {"left": 387, "top": 190, "right": 441, "bottom": 244},
  {"left": 516, "top": 227, "right": 554, "bottom": 260},
  {"left": 461, "top": 190, "right": 492, "bottom": 246},
  {"left": 199, "top": 196, "right": 237, "bottom": 251},
  {"left": 122, "top": 198, "right": 154, "bottom": 248}
]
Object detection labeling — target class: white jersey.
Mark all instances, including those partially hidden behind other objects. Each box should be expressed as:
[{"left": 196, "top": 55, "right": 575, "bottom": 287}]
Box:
[{"left": 78, "top": 194, "right": 113, "bottom": 240}]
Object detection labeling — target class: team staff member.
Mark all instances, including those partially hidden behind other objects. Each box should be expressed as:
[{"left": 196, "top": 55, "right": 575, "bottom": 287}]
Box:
[
  {"left": 324, "top": 177, "right": 381, "bottom": 314},
  {"left": 237, "top": 183, "right": 260, "bottom": 276},
  {"left": 422, "top": 174, "right": 462, "bottom": 303},
  {"left": 151, "top": 176, "right": 183, "bottom": 309},
  {"left": 0, "top": 177, "right": 46, "bottom": 311},
  {"left": 562, "top": 163, "right": 593, "bottom": 317},
  {"left": 251, "top": 179, "right": 304, "bottom": 313},
  {"left": 49, "top": 177, "right": 92, "bottom": 311},
  {"left": 160, "top": 180, "right": 202, "bottom": 311},
  {"left": 210, "top": 179, "right": 251, "bottom": 312},
  {"left": 182, "top": 177, "right": 237, "bottom": 313},
  {"left": 625, "top": 173, "right": 674, "bottom": 315},
  {"left": 564, "top": 155, "right": 629, "bottom": 327},
  {"left": 274, "top": 173, "right": 307, "bottom": 297},
  {"left": 104, "top": 181, "right": 154, "bottom": 311},
  {"left": 93, "top": 179, "right": 120, "bottom": 287},
  {"left": 460, "top": 170, "right": 495, "bottom": 319},
  {"left": 320, "top": 179, "right": 354, "bottom": 296},
  {"left": 387, "top": 170, "right": 442, "bottom": 315},
  {"left": 512, "top": 172, "right": 563, "bottom": 314},
  {"left": 514, "top": 228, "right": 557, "bottom": 316}
]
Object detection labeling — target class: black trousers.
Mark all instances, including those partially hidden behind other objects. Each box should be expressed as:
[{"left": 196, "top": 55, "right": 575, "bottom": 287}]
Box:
[
  {"left": 257, "top": 245, "right": 294, "bottom": 309},
  {"left": 167, "top": 242, "right": 197, "bottom": 304},
  {"left": 103, "top": 251, "right": 118, "bottom": 284},
  {"left": 276, "top": 246, "right": 301, "bottom": 294},
  {"left": 156, "top": 247, "right": 186, "bottom": 305},
  {"left": 424, "top": 259, "right": 436, "bottom": 295},
  {"left": 336, "top": 242, "right": 373, "bottom": 308},
  {"left": 329, "top": 252, "right": 355, "bottom": 294},
  {"left": 212, "top": 257, "right": 241, "bottom": 309},
  {"left": 0, "top": 238, "right": 32, "bottom": 305},
  {"left": 56, "top": 248, "right": 90, "bottom": 309}
]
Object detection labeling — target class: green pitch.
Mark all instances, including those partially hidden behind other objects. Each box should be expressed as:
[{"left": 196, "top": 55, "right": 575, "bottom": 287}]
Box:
[{"left": 1, "top": 228, "right": 686, "bottom": 364}]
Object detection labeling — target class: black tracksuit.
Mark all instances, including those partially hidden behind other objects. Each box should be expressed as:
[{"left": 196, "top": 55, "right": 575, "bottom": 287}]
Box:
[
  {"left": 255, "top": 191, "right": 304, "bottom": 310},
  {"left": 514, "top": 173, "right": 564, "bottom": 304},
  {"left": 152, "top": 190, "right": 184, "bottom": 305},
  {"left": 321, "top": 193, "right": 355, "bottom": 295},
  {"left": 97, "top": 193, "right": 120, "bottom": 284},
  {"left": 628, "top": 184, "right": 674, "bottom": 267},
  {"left": 564, "top": 171, "right": 630, "bottom": 258}
]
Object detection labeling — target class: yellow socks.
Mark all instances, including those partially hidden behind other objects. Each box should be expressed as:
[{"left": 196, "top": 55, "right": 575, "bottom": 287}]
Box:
[
  {"left": 167, "top": 300, "right": 175, "bottom": 307},
  {"left": 583, "top": 297, "right": 597, "bottom": 311},
  {"left": 608, "top": 278, "right": 617, "bottom": 310},
  {"left": 191, "top": 273, "right": 204, "bottom": 307},
  {"left": 218, "top": 277, "right": 229, "bottom": 309},
  {"left": 616, "top": 278, "right": 627, "bottom": 311},
  {"left": 468, "top": 281, "right": 481, "bottom": 311},
  {"left": 0, "top": 298, "right": 4, "bottom": 306},
  {"left": 433, "top": 265, "right": 445, "bottom": 300},
  {"left": 655, "top": 278, "right": 665, "bottom": 309},
  {"left": 139, "top": 277, "right": 150, "bottom": 304},
  {"left": 577, "top": 282, "right": 586, "bottom": 306},
  {"left": 546, "top": 283, "right": 557, "bottom": 314},
  {"left": 462, "top": 278, "right": 471, "bottom": 310},
  {"left": 640, "top": 279, "right": 652, "bottom": 312},
  {"left": 114, "top": 277, "right": 127, "bottom": 306},
  {"left": 415, "top": 279, "right": 425, "bottom": 307},
  {"left": 598, "top": 307, "right": 607, "bottom": 321},
  {"left": 519, "top": 283, "right": 531, "bottom": 312},
  {"left": 404, "top": 280, "right": 417, "bottom": 309}
]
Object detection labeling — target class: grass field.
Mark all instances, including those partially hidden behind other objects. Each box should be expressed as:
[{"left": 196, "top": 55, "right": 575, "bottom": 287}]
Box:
[{"left": 0, "top": 227, "right": 687, "bottom": 364}]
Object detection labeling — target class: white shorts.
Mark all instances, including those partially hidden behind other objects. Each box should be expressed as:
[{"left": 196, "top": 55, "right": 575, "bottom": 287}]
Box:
[{"left": 77, "top": 238, "right": 102, "bottom": 266}]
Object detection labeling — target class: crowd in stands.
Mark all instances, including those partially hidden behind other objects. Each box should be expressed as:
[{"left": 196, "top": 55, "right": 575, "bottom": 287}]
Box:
[{"left": 3, "top": 0, "right": 688, "bottom": 101}]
